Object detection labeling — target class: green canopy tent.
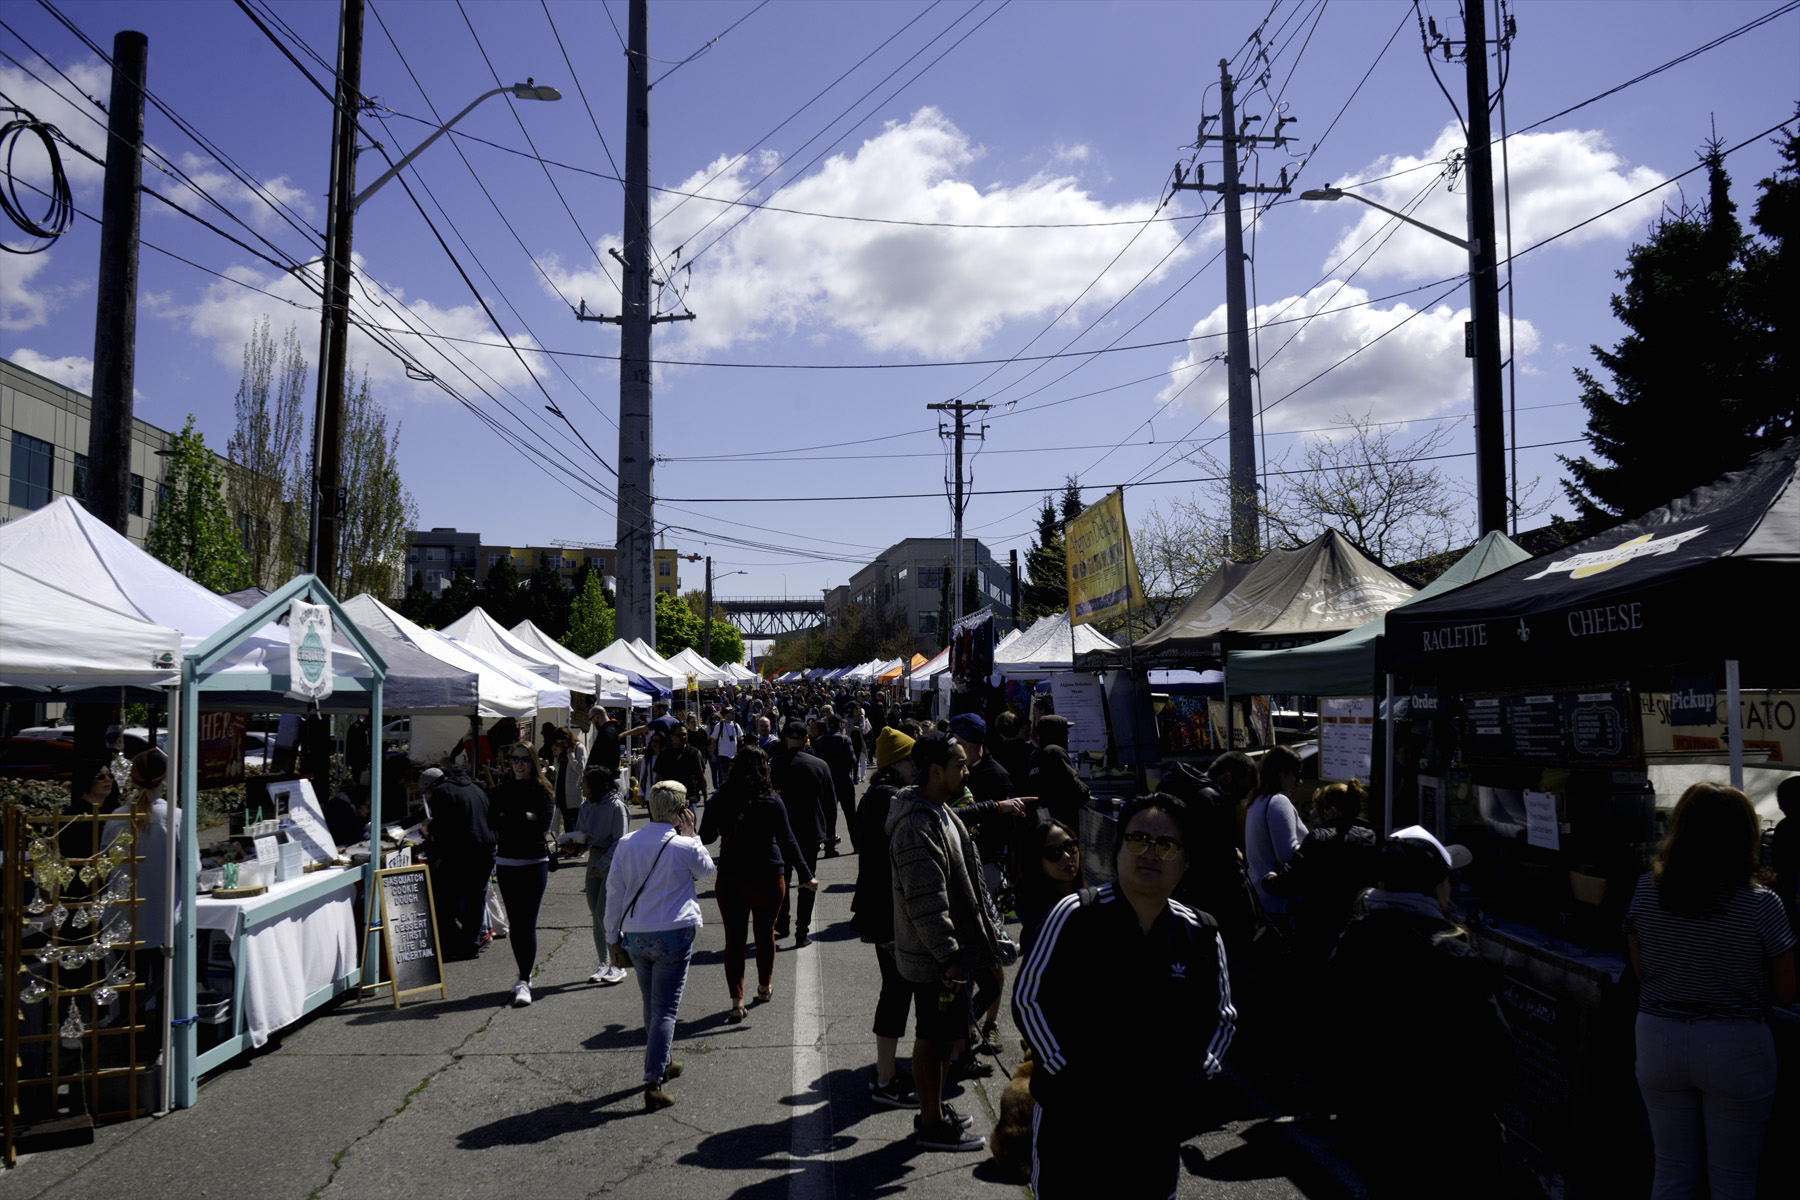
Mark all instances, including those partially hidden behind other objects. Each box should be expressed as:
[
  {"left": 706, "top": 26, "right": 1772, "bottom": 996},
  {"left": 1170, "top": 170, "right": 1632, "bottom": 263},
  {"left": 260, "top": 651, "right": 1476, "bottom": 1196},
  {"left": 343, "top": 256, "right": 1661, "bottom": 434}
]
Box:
[{"left": 1225, "top": 530, "right": 1533, "bottom": 697}]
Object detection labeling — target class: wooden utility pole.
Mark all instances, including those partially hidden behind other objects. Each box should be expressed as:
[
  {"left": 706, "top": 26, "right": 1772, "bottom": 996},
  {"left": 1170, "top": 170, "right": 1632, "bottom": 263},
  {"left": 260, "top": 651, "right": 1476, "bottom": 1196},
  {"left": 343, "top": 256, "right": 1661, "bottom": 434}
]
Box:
[
  {"left": 75, "top": 30, "right": 148, "bottom": 793},
  {"left": 85, "top": 30, "right": 147, "bottom": 537},
  {"left": 1174, "top": 62, "right": 1294, "bottom": 561},
  {"left": 1461, "top": 0, "right": 1507, "bottom": 535},
  {"left": 928, "top": 400, "right": 989, "bottom": 629},
  {"left": 307, "top": 0, "right": 364, "bottom": 591}
]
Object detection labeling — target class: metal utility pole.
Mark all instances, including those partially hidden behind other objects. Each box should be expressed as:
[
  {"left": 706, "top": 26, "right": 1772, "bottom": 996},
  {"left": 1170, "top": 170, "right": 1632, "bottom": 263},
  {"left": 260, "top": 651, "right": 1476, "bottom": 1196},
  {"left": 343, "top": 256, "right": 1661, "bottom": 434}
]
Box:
[
  {"left": 928, "top": 400, "right": 990, "bottom": 629},
  {"left": 1461, "top": 1, "right": 1507, "bottom": 536},
  {"left": 307, "top": 0, "right": 364, "bottom": 591},
  {"left": 1173, "top": 62, "right": 1293, "bottom": 561},
  {"left": 86, "top": 30, "right": 148, "bottom": 537}
]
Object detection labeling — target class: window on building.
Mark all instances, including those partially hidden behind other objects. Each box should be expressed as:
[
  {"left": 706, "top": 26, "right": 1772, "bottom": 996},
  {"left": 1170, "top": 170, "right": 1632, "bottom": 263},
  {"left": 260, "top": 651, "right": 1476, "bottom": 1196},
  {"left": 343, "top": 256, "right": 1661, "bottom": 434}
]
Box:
[
  {"left": 128, "top": 473, "right": 144, "bottom": 517},
  {"left": 157, "top": 481, "right": 170, "bottom": 512},
  {"left": 918, "top": 612, "right": 940, "bottom": 634},
  {"left": 73, "top": 452, "right": 88, "bottom": 502},
  {"left": 918, "top": 566, "right": 945, "bottom": 589},
  {"left": 426, "top": 547, "right": 444, "bottom": 563},
  {"left": 9, "top": 432, "right": 53, "bottom": 510},
  {"left": 657, "top": 560, "right": 671, "bottom": 577},
  {"left": 594, "top": 557, "right": 606, "bottom": 572},
  {"left": 896, "top": 567, "right": 909, "bottom": 581}
]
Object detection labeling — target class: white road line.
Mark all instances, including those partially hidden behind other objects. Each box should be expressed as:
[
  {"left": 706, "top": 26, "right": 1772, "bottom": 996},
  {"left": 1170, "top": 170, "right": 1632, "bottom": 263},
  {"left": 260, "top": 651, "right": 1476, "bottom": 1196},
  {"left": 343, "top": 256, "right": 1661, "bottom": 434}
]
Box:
[{"left": 788, "top": 942, "right": 836, "bottom": 1200}]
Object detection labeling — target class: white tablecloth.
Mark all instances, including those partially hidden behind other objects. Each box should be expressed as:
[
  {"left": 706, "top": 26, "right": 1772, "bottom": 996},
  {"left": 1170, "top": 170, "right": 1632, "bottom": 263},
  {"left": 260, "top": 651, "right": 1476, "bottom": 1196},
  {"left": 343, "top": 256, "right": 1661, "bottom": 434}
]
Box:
[{"left": 196, "top": 871, "right": 358, "bottom": 1047}]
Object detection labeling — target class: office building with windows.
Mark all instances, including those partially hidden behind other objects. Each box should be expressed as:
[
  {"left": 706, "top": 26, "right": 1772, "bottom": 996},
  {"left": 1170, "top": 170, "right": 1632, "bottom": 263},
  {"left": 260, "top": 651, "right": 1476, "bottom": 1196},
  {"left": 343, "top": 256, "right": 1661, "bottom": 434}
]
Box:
[
  {"left": 823, "top": 537, "right": 1015, "bottom": 650},
  {"left": 403, "top": 529, "right": 682, "bottom": 599},
  {"left": 1, "top": 356, "right": 215, "bottom": 545}
]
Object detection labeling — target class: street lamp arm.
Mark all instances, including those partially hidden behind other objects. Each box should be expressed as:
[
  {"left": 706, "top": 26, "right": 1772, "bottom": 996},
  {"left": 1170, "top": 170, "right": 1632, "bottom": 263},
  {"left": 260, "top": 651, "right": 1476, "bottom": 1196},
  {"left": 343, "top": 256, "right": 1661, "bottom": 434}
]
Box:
[
  {"left": 353, "top": 83, "right": 558, "bottom": 210},
  {"left": 1299, "top": 187, "right": 1475, "bottom": 254}
]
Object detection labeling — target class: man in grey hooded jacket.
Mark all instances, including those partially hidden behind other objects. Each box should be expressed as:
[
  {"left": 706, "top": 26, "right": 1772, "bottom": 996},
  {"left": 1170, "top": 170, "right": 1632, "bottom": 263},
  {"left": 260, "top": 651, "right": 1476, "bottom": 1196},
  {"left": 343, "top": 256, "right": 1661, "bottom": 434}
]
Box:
[{"left": 886, "top": 731, "right": 999, "bottom": 1151}]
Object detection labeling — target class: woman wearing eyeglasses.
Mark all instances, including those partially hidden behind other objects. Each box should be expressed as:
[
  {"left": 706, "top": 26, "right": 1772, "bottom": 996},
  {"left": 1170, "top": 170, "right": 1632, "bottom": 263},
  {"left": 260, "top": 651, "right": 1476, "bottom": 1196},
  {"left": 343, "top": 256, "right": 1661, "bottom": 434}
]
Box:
[
  {"left": 1011, "top": 817, "right": 1086, "bottom": 955},
  {"left": 1013, "top": 793, "right": 1236, "bottom": 1200},
  {"left": 488, "top": 743, "right": 556, "bottom": 1007}
]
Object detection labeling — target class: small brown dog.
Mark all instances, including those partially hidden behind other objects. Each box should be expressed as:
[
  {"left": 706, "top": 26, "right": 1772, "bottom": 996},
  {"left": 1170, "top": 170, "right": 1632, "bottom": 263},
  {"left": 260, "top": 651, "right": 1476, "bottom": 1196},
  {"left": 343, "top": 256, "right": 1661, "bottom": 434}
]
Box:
[{"left": 989, "top": 1041, "right": 1036, "bottom": 1182}]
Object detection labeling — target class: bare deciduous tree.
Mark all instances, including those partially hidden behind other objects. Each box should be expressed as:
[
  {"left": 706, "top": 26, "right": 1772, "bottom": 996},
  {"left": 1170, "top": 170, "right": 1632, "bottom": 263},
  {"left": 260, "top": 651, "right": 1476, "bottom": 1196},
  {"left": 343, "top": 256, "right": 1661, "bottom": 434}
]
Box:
[{"left": 227, "top": 317, "right": 309, "bottom": 588}]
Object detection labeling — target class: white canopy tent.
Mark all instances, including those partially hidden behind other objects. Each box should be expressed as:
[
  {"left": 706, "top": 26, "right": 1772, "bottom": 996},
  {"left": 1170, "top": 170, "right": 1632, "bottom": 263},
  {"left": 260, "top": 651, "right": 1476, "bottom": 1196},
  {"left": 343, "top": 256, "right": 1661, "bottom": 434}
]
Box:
[
  {"left": 509, "top": 620, "right": 642, "bottom": 706},
  {"left": 591, "top": 639, "right": 683, "bottom": 693},
  {"left": 0, "top": 561, "right": 182, "bottom": 690},
  {"left": 666, "top": 646, "right": 733, "bottom": 686},
  {"left": 908, "top": 647, "right": 950, "bottom": 693},
  {"left": 442, "top": 607, "right": 564, "bottom": 682},
  {"left": 0, "top": 498, "right": 374, "bottom": 701},
  {"left": 996, "top": 612, "right": 1119, "bottom": 677},
  {"left": 629, "top": 638, "right": 694, "bottom": 687},
  {"left": 343, "top": 594, "right": 544, "bottom": 762}
]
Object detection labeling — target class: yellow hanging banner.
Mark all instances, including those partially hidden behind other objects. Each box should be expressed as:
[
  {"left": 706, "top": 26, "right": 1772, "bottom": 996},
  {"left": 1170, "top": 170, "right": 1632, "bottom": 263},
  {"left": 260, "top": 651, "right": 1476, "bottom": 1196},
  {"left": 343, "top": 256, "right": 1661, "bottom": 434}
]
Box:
[{"left": 1065, "top": 488, "right": 1145, "bottom": 626}]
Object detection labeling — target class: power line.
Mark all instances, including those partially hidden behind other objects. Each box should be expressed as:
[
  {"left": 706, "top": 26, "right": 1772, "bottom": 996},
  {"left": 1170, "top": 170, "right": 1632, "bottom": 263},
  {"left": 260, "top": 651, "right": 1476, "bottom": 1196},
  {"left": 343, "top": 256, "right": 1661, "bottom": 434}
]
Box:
[{"left": 650, "top": 0, "right": 770, "bottom": 89}]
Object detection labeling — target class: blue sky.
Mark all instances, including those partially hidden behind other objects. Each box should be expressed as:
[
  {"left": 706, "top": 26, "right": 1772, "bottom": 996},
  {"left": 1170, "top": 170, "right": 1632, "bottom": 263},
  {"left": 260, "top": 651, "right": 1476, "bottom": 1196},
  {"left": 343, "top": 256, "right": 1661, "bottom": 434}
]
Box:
[{"left": 4, "top": 0, "right": 1797, "bottom": 609}]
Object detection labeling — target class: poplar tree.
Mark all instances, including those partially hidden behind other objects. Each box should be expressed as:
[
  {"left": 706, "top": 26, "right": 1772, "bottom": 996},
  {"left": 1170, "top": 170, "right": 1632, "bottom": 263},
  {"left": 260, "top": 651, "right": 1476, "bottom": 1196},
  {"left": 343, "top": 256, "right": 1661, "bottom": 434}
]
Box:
[{"left": 563, "top": 571, "right": 615, "bottom": 657}]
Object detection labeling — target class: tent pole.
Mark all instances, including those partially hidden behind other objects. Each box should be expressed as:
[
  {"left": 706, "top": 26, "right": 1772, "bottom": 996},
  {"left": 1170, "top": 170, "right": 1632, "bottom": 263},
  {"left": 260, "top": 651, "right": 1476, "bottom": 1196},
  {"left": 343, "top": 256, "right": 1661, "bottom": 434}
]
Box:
[
  {"left": 1725, "top": 659, "right": 1743, "bottom": 790},
  {"left": 171, "top": 669, "right": 199, "bottom": 1108},
  {"left": 159, "top": 683, "right": 179, "bottom": 1114},
  {"left": 1383, "top": 673, "right": 1396, "bottom": 837},
  {"left": 364, "top": 678, "right": 383, "bottom": 987}
]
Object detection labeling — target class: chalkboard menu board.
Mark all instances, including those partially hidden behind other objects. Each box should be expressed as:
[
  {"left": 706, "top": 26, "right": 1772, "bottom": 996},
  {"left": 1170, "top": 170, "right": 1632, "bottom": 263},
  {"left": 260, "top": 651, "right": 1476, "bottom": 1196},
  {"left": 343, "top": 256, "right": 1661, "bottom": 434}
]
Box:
[
  {"left": 1463, "top": 683, "right": 1639, "bottom": 767},
  {"left": 1496, "top": 976, "right": 1575, "bottom": 1198},
  {"left": 370, "top": 866, "right": 447, "bottom": 1008}
]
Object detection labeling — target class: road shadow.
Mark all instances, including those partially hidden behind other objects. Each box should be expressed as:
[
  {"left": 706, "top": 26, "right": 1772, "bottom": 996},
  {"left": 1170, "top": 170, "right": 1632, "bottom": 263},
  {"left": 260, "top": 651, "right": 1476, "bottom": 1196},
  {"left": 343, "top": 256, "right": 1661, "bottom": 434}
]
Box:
[{"left": 455, "top": 1082, "right": 646, "bottom": 1148}]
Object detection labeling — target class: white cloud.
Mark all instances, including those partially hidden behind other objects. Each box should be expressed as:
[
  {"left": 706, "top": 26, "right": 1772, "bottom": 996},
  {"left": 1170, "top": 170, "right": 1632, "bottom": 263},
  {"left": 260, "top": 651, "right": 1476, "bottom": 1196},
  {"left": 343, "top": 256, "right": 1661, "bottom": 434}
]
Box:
[
  {"left": 1161, "top": 281, "right": 1539, "bottom": 432},
  {"left": 162, "top": 253, "right": 549, "bottom": 403},
  {"left": 542, "top": 107, "right": 1208, "bottom": 358},
  {"left": 0, "top": 58, "right": 111, "bottom": 193},
  {"left": 0, "top": 252, "right": 85, "bottom": 331},
  {"left": 1320, "top": 125, "right": 1667, "bottom": 281},
  {"left": 153, "top": 152, "right": 316, "bottom": 232},
  {"left": 8, "top": 347, "right": 93, "bottom": 392}
]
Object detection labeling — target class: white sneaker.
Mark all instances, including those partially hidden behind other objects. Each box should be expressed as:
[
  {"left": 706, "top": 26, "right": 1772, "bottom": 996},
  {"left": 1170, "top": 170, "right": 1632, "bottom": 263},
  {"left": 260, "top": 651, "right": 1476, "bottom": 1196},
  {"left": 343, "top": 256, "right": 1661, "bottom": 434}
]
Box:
[
  {"left": 511, "top": 980, "right": 532, "bottom": 1007},
  {"left": 588, "top": 965, "right": 610, "bottom": 984},
  {"left": 598, "top": 965, "right": 628, "bottom": 986}
]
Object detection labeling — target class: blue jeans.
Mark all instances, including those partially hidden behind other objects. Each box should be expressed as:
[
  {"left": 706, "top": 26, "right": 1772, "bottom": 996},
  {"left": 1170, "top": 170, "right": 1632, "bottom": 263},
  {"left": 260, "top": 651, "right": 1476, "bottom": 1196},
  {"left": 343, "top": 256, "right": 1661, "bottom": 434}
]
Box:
[
  {"left": 1636, "top": 1013, "right": 1777, "bottom": 1200},
  {"left": 625, "top": 927, "right": 695, "bottom": 1083}
]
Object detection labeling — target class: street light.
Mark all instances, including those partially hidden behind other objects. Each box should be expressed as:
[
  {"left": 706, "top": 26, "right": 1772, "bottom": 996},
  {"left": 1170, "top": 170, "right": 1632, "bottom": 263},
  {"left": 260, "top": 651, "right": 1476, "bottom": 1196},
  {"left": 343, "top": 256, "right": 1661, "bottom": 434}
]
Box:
[
  {"left": 1298, "top": 187, "right": 1473, "bottom": 252},
  {"left": 353, "top": 81, "right": 561, "bottom": 210},
  {"left": 704, "top": 566, "right": 746, "bottom": 662},
  {"left": 1300, "top": 185, "right": 1504, "bottom": 534},
  {"left": 307, "top": 78, "right": 560, "bottom": 589}
]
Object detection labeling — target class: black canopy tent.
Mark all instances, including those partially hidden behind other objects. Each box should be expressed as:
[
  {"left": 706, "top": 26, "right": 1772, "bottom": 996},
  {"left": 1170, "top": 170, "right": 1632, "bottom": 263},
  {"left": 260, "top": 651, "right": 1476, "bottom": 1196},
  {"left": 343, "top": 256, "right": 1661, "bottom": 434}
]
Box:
[{"left": 1386, "top": 436, "right": 1800, "bottom": 791}]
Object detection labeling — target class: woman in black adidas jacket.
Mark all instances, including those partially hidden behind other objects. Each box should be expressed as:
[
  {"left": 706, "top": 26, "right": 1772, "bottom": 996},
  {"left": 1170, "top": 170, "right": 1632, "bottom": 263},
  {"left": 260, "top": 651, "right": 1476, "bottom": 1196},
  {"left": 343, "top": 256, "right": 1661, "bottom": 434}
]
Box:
[{"left": 1012, "top": 792, "right": 1236, "bottom": 1200}]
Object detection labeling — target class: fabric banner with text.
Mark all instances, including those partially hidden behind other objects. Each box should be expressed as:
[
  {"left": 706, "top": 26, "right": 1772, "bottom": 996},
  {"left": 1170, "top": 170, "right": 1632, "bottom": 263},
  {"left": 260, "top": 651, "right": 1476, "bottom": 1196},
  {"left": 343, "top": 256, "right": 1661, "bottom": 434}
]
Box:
[{"left": 1065, "top": 488, "right": 1145, "bottom": 627}]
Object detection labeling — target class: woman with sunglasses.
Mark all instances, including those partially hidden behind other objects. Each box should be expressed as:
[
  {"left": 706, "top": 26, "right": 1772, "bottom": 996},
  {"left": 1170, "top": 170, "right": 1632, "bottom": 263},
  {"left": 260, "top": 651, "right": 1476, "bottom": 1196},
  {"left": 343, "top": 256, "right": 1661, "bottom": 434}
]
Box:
[
  {"left": 488, "top": 742, "right": 556, "bottom": 1007},
  {"left": 1011, "top": 817, "right": 1085, "bottom": 954},
  {"left": 1013, "top": 793, "right": 1236, "bottom": 1200}
]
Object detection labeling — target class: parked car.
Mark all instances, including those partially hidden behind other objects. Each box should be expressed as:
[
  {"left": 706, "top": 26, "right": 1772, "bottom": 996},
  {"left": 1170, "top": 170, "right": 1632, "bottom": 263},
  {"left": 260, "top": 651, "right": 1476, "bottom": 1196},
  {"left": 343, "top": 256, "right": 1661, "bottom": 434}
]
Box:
[{"left": 0, "top": 737, "right": 74, "bottom": 781}]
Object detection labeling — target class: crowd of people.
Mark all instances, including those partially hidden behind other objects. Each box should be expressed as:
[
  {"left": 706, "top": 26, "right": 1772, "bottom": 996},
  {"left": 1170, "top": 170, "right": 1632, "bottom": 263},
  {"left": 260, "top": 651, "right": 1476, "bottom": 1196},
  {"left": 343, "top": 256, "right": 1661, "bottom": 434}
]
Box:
[{"left": 391, "top": 679, "right": 1796, "bottom": 1199}]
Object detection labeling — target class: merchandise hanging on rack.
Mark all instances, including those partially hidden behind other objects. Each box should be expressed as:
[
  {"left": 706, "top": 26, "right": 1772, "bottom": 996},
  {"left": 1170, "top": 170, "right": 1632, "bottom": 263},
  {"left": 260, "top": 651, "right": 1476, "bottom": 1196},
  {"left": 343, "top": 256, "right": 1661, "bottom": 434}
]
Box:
[{"left": 949, "top": 607, "right": 996, "bottom": 684}]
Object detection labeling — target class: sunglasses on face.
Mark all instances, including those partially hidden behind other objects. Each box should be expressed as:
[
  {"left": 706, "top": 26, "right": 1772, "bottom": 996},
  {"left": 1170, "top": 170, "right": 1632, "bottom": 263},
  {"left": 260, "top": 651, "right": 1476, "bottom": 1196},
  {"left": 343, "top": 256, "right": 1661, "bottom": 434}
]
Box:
[
  {"left": 1041, "top": 842, "right": 1079, "bottom": 862},
  {"left": 509, "top": 754, "right": 533, "bottom": 764},
  {"left": 1121, "top": 832, "right": 1184, "bottom": 860}
]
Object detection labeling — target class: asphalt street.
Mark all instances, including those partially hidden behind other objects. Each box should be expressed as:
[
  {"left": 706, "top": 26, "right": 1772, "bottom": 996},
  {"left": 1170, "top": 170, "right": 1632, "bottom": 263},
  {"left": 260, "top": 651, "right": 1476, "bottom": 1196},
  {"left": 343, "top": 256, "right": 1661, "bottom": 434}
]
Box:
[{"left": 2, "top": 787, "right": 1359, "bottom": 1200}]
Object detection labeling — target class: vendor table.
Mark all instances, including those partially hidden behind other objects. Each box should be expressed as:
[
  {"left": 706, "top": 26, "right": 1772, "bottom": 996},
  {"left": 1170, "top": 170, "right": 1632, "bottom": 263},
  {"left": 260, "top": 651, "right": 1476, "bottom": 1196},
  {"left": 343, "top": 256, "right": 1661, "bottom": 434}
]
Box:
[{"left": 193, "top": 868, "right": 359, "bottom": 1073}]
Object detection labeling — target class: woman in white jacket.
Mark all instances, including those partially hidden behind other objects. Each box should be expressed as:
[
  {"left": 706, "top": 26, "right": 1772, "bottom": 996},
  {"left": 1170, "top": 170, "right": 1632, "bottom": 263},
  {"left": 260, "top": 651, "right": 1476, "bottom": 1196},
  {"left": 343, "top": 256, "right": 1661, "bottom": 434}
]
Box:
[{"left": 605, "top": 781, "right": 715, "bottom": 1111}]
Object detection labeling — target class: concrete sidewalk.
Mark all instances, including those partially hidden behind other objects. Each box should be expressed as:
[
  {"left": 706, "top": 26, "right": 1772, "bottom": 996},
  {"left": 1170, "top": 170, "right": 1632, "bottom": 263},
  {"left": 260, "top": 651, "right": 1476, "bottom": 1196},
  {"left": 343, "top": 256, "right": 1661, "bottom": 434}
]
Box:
[{"left": 2, "top": 808, "right": 1353, "bottom": 1200}]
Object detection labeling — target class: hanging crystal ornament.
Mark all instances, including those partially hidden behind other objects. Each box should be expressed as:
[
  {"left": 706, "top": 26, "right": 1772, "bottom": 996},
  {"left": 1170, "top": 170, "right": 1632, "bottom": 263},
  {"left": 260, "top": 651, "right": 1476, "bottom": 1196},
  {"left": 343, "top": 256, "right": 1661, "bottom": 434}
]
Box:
[
  {"left": 29, "top": 836, "right": 51, "bottom": 859},
  {"left": 94, "top": 985, "right": 116, "bottom": 1005},
  {"left": 78, "top": 864, "right": 98, "bottom": 884},
  {"left": 50, "top": 903, "right": 68, "bottom": 929},
  {"left": 59, "top": 949, "right": 84, "bottom": 970},
  {"left": 60, "top": 1000, "right": 86, "bottom": 1039},
  {"left": 36, "top": 944, "right": 58, "bottom": 965},
  {"left": 26, "top": 895, "right": 47, "bottom": 915},
  {"left": 110, "top": 751, "right": 132, "bottom": 794},
  {"left": 20, "top": 978, "right": 49, "bottom": 1005},
  {"left": 88, "top": 902, "right": 106, "bottom": 924},
  {"left": 106, "top": 965, "right": 135, "bottom": 987},
  {"left": 55, "top": 861, "right": 76, "bottom": 889},
  {"left": 72, "top": 905, "right": 91, "bottom": 929}
]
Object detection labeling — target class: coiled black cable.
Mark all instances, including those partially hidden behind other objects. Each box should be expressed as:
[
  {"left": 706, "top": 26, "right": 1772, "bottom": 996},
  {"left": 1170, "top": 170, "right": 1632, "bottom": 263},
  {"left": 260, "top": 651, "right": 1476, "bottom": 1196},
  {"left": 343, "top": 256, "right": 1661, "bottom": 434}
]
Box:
[{"left": 1, "top": 106, "right": 74, "bottom": 251}]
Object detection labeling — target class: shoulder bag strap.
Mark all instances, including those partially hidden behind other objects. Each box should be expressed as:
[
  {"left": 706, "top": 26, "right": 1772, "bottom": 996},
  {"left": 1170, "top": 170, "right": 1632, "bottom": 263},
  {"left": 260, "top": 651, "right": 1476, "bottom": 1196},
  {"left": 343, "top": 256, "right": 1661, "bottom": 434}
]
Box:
[{"left": 623, "top": 834, "right": 676, "bottom": 921}]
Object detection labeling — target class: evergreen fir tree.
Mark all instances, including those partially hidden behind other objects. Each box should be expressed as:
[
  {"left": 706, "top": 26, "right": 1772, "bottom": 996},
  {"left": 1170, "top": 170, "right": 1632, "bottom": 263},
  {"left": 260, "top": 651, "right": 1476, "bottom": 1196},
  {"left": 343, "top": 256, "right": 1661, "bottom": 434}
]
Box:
[
  {"left": 1021, "top": 494, "right": 1068, "bottom": 620},
  {"left": 435, "top": 567, "right": 478, "bottom": 628},
  {"left": 399, "top": 571, "right": 435, "bottom": 626},
  {"left": 1560, "top": 138, "right": 1795, "bottom": 523},
  {"left": 527, "top": 553, "right": 571, "bottom": 638},
  {"left": 481, "top": 554, "right": 522, "bottom": 627}
]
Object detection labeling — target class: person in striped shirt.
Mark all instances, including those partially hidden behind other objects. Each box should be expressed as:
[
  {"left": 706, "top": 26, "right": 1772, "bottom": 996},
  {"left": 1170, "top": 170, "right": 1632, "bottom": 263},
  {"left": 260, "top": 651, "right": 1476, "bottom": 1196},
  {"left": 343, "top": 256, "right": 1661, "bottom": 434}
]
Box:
[
  {"left": 1625, "top": 781, "right": 1797, "bottom": 1200},
  {"left": 1011, "top": 792, "right": 1235, "bottom": 1199}
]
